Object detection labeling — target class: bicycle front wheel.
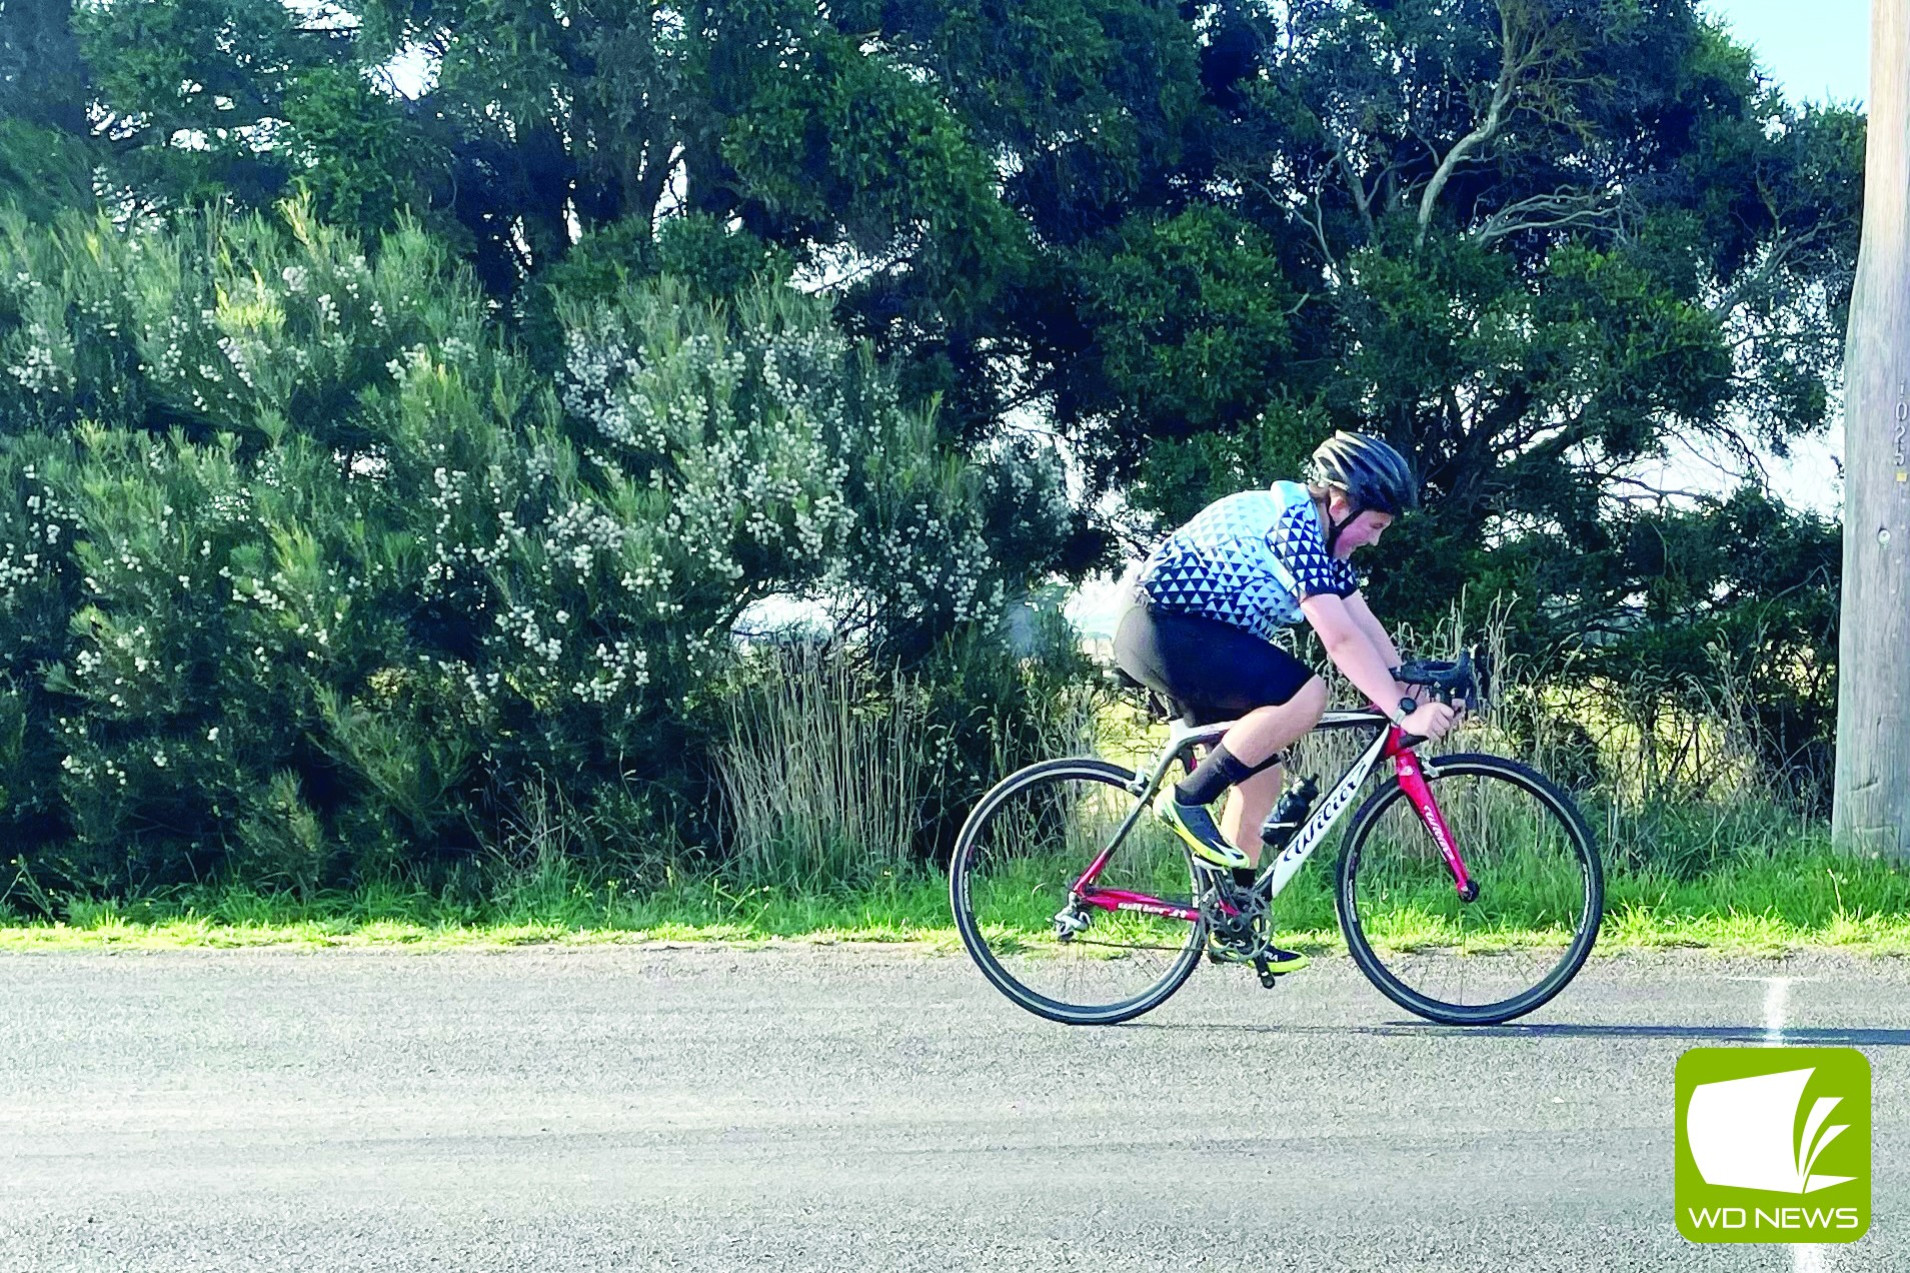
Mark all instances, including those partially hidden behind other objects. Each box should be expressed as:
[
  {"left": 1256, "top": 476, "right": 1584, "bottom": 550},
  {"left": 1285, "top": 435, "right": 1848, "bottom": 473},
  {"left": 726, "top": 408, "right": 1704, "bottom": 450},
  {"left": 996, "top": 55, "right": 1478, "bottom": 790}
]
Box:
[
  {"left": 1335, "top": 752, "right": 1603, "bottom": 1025},
  {"left": 951, "top": 758, "right": 1205, "bottom": 1026}
]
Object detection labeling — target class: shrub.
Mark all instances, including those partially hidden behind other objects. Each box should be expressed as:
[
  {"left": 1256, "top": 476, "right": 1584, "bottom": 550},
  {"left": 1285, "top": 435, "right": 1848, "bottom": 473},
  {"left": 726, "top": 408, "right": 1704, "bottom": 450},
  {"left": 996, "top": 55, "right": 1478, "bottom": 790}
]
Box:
[{"left": 0, "top": 202, "right": 1073, "bottom": 897}]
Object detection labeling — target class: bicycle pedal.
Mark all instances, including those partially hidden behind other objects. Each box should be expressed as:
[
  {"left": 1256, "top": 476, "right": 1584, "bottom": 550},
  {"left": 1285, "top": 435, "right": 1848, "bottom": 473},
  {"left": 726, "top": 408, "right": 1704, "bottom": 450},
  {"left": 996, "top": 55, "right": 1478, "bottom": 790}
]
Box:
[{"left": 1253, "top": 956, "right": 1279, "bottom": 989}]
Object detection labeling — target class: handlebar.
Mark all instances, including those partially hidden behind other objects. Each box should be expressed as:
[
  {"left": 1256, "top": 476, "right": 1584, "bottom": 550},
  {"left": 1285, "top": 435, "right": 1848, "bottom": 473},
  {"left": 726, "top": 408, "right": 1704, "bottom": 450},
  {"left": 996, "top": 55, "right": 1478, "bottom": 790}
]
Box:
[{"left": 1392, "top": 649, "right": 1485, "bottom": 714}]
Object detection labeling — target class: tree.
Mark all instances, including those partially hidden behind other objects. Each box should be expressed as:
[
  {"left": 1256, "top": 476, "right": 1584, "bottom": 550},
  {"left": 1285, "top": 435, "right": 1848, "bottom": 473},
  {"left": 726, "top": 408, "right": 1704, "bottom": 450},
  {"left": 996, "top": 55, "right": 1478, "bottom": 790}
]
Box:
[
  {"left": 0, "top": 0, "right": 97, "bottom": 221},
  {"left": 0, "top": 0, "right": 90, "bottom": 135},
  {"left": 1053, "top": 1, "right": 1858, "bottom": 792},
  {"left": 4, "top": 0, "right": 1867, "bottom": 792}
]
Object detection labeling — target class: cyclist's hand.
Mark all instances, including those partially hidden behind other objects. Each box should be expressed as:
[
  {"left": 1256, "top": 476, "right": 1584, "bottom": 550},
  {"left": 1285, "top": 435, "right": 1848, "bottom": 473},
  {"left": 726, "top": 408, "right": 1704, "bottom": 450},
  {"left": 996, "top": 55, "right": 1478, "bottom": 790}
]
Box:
[{"left": 1404, "top": 701, "right": 1458, "bottom": 739}]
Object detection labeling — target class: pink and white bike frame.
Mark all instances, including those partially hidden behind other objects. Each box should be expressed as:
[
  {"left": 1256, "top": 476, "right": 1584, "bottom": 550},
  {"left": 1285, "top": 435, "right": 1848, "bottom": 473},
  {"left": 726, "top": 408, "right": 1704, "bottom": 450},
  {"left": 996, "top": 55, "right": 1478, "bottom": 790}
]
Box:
[{"left": 1068, "top": 712, "right": 1472, "bottom": 923}]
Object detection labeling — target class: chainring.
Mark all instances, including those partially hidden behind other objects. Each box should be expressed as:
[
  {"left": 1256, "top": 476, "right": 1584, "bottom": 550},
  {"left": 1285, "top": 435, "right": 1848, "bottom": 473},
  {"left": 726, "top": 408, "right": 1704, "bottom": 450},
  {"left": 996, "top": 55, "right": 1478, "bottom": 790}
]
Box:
[{"left": 1197, "top": 872, "right": 1272, "bottom": 964}]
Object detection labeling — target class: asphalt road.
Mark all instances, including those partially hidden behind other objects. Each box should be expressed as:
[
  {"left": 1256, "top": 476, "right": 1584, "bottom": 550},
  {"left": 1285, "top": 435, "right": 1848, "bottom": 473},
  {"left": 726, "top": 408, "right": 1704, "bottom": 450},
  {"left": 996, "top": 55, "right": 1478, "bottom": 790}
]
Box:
[{"left": 0, "top": 944, "right": 1905, "bottom": 1272}]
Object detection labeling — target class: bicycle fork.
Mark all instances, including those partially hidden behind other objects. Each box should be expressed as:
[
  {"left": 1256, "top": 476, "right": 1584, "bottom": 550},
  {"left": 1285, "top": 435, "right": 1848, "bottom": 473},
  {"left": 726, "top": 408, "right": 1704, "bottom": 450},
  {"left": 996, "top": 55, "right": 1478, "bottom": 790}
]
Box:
[{"left": 1386, "top": 742, "right": 1478, "bottom": 902}]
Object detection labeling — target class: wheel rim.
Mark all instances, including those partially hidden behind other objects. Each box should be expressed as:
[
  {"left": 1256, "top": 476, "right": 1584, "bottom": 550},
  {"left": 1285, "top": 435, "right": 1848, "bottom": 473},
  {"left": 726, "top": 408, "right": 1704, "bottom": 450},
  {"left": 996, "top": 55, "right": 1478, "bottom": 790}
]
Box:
[
  {"left": 955, "top": 765, "right": 1203, "bottom": 1020},
  {"left": 1343, "top": 761, "right": 1598, "bottom": 1018}
]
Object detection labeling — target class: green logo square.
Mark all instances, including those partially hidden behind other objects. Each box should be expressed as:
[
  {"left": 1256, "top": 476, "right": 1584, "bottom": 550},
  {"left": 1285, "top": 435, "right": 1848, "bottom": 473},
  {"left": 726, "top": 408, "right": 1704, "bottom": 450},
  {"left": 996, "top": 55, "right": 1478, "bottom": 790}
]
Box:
[{"left": 1676, "top": 1047, "right": 1871, "bottom": 1243}]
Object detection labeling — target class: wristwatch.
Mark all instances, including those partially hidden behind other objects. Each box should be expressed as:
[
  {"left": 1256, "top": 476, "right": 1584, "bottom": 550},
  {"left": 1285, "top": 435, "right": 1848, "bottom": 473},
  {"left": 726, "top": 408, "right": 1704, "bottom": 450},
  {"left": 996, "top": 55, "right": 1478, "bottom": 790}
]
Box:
[{"left": 1388, "top": 697, "right": 1417, "bottom": 728}]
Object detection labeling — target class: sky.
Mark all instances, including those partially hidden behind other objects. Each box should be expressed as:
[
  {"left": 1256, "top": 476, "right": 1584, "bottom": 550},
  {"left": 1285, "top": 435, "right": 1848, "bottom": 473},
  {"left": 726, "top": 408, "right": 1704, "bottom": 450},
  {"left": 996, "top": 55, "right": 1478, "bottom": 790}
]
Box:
[{"left": 1702, "top": 0, "right": 1870, "bottom": 107}]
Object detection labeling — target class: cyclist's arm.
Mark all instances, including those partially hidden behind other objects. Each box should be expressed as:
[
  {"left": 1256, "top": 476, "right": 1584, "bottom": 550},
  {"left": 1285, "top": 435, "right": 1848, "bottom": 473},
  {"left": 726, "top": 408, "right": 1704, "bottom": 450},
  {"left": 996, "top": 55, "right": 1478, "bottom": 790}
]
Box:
[{"left": 1299, "top": 592, "right": 1405, "bottom": 711}]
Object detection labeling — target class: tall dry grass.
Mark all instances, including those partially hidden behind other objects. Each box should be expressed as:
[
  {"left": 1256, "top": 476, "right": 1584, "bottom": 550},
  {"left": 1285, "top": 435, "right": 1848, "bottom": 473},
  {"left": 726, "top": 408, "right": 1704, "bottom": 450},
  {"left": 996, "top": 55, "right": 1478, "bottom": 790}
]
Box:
[{"left": 718, "top": 645, "right": 930, "bottom": 887}]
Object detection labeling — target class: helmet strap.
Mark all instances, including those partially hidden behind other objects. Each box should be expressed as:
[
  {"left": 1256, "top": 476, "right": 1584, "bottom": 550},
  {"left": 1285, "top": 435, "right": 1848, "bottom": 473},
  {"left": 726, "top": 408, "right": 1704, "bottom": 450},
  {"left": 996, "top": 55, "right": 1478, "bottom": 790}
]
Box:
[
  {"left": 1321, "top": 490, "right": 1358, "bottom": 555},
  {"left": 1325, "top": 510, "right": 1353, "bottom": 555}
]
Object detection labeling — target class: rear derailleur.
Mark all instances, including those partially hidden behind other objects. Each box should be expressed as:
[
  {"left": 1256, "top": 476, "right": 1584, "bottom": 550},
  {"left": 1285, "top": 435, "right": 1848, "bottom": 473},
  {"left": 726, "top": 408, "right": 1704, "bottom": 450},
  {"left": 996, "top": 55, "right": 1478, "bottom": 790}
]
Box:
[{"left": 1052, "top": 899, "right": 1092, "bottom": 942}]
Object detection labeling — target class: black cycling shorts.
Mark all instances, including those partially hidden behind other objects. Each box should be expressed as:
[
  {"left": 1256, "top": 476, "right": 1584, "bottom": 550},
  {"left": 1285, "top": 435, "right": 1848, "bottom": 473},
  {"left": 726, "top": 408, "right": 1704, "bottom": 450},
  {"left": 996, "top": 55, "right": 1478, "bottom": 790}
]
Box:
[{"left": 1112, "top": 601, "right": 1317, "bottom": 725}]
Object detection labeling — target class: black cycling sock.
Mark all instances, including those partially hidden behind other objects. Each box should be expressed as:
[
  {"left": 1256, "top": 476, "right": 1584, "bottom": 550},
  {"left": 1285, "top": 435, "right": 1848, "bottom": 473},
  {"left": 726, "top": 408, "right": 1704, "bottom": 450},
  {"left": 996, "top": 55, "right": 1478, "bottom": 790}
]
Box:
[{"left": 1174, "top": 742, "right": 1254, "bottom": 807}]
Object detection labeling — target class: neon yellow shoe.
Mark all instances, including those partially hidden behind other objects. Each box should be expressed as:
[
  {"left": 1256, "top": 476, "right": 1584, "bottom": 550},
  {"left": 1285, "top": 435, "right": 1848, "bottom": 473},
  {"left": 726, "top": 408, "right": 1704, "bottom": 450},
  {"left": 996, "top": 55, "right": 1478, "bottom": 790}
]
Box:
[
  {"left": 1153, "top": 791, "right": 1253, "bottom": 870},
  {"left": 1207, "top": 936, "right": 1310, "bottom": 974},
  {"left": 1263, "top": 945, "right": 1310, "bottom": 974}
]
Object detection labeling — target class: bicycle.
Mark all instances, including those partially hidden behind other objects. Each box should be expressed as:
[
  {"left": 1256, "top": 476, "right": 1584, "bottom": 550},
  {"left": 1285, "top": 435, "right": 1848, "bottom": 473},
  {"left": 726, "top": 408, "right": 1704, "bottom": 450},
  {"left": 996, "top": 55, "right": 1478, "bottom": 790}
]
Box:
[{"left": 949, "top": 650, "right": 1603, "bottom": 1027}]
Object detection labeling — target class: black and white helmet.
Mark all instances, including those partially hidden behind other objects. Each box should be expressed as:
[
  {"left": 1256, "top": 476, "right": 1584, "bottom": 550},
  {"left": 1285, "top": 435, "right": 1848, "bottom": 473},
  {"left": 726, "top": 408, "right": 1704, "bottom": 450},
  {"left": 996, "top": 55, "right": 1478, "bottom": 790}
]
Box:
[{"left": 1308, "top": 431, "right": 1419, "bottom": 517}]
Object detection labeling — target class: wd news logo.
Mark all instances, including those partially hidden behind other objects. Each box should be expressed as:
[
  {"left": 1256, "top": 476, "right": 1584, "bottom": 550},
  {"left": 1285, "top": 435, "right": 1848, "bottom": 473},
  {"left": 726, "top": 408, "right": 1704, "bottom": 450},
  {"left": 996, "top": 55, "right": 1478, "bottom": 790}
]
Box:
[{"left": 1675, "top": 1047, "right": 1871, "bottom": 1243}]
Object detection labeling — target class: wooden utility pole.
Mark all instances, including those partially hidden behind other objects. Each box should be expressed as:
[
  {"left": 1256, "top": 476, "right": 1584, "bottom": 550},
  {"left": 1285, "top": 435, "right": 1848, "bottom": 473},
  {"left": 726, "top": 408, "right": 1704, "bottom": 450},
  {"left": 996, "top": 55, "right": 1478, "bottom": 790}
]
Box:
[{"left": 1836, "top": 0, "right": 1910, "bottom": 855}]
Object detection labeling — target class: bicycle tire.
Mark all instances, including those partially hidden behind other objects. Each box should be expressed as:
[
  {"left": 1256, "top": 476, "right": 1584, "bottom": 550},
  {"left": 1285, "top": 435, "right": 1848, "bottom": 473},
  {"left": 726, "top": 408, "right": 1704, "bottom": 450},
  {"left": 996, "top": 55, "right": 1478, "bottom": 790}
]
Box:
[
  {"left": 950, "top": 757, "right": 1206, "bottom": 1026},
  {"left": 1335, "top": 752, "right": 1603, "bottom": 1026}
]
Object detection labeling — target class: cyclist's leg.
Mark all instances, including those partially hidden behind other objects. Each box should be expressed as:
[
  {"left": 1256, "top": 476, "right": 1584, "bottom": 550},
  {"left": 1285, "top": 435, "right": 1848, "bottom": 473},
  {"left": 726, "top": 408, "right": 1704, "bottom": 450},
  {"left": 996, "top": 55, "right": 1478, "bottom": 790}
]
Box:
[
  {"left": 1226, "top": 764, "right": 1282, "bottom": 866},
  {"left": 1118, "top": 609, "right": 1320, "bottom": 861},
  {"left": 1219, "top": 676, "right": 1329, "bottom": 860}
]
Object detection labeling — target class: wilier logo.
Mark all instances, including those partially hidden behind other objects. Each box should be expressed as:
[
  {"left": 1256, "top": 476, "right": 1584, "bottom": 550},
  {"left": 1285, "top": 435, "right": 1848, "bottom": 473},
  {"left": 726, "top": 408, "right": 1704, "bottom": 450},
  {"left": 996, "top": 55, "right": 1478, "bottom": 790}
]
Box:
[{"left": 1676, "top": 1047, "right": 1871, "bottom": 1243}]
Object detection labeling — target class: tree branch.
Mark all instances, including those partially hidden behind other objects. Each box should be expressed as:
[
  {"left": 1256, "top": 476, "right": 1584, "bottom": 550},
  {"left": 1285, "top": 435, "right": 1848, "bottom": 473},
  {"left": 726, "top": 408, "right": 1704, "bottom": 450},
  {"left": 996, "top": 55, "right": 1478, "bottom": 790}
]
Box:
[
  {"left": 1473, "top": 186, "right": 1623, "bottom": 245},
  {"left": 1417, "top": 0, "right": 1587, "bottom": 248},
  {"left": 1707, "top": 223, "right": 1828, "bottom": 317},
  {"left": 1297, "top": 184, "right": 1339, "bottom": 273},
  {"left": 631, "top": 139, "right": 681, "bottom": 231},
  {"left": 1334, "top": 142, "right": 1377, "bottom": 239},
  {"left": 1415, "top": 25, "right": 1518, "bottom": 246}
]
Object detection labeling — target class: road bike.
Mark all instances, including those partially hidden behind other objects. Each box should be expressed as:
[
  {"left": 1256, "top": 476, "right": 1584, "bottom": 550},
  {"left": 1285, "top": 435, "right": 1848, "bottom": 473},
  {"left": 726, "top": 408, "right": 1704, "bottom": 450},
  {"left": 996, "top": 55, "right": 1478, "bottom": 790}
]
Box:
[{"left": 949, "top": 651, "right": 1603, "bottom": 1026}]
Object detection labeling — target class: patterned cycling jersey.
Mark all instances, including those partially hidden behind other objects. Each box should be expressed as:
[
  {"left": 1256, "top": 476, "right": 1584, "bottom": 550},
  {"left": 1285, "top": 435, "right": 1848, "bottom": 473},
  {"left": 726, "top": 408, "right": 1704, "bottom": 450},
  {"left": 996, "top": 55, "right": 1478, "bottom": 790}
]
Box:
[{"left": 1135, "top": 481, "right": 1361, "bottom": 641}]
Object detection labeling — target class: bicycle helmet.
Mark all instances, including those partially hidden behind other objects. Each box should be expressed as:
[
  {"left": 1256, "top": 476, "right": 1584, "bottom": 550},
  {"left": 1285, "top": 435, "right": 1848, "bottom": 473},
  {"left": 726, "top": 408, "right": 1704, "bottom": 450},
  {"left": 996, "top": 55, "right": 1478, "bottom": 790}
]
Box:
[{"left": 1307, "top": 431, "right": 1419, "bottom": 552}]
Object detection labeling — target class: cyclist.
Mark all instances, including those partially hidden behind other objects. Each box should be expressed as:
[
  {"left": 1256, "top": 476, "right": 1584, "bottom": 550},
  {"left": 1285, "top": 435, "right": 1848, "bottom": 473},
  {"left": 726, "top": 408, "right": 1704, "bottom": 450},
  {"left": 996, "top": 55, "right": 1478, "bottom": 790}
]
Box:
[{"left": 1112, "top": 431, "right": 1463, "bottom": 971}]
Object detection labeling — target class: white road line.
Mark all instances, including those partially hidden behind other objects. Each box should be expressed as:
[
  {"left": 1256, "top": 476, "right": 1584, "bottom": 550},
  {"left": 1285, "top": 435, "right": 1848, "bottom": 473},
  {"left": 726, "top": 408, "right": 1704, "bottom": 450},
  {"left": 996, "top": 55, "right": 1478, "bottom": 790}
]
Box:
[
  {"left": 1764, "top": 977, "right": 1791, "bottom": 1048},
  {"left": 1764, "top": 976, "right": 1830, "bottom": 1273}
]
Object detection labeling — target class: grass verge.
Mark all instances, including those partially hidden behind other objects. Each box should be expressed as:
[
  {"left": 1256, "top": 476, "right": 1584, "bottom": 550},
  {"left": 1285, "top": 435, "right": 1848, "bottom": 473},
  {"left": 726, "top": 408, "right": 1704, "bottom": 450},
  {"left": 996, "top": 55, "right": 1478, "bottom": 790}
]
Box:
[{"left": 1, "top": 846, "right": 1910, "bottom": 955}]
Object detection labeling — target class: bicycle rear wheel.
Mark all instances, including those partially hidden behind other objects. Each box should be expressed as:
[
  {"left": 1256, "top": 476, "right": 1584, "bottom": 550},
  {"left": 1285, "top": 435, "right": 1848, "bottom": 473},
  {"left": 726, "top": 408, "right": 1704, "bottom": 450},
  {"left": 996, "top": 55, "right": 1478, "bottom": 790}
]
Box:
[
  {"left": 951, "top": 758, "right": 1205, "bottom": 1025},
  {"left": 1335, "top": 752, "right": 1602, "bottom": 1025}
]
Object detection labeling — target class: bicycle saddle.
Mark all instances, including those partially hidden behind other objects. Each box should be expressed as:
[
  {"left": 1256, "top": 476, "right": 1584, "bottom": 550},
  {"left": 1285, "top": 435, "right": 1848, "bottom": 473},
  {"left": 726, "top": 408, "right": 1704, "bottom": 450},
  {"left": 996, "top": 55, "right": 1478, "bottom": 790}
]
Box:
[{"left": 1104, "top": 666, "right": 1192, "bottom": 724}]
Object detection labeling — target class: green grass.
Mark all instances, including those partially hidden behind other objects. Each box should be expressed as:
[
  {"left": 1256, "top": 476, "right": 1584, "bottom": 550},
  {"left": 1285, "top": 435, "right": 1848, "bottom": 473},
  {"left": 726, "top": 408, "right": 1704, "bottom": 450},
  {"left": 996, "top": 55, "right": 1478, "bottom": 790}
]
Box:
[
  {"left": 4, "top": 842, "right": 1910, "bottom": 955},
  {"left": 0, "top": 870, "right": 968, "bottom": 952}
]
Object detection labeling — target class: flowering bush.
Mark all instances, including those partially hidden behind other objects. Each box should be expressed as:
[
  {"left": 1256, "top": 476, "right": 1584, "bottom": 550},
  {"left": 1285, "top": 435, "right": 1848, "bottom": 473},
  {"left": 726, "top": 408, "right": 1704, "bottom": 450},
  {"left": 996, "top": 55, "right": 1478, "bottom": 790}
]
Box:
[{"left": 0, "top": 204, "right": 1074, "bottom": 898}]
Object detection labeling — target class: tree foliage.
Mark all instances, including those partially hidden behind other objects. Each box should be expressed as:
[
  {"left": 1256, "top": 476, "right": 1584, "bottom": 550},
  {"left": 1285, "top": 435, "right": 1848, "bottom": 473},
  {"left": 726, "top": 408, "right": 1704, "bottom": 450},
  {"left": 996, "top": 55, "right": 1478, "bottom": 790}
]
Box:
[{"left": 0, "top": 0, "right": 1865, "bottom": 796}]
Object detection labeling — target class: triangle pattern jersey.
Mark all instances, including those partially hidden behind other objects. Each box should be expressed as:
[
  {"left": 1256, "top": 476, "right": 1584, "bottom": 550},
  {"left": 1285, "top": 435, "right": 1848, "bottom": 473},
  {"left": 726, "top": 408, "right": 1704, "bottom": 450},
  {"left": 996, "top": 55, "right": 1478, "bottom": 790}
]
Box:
[{"left": 1136, "top": 481, "right": 1361, "bottom": 642}]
